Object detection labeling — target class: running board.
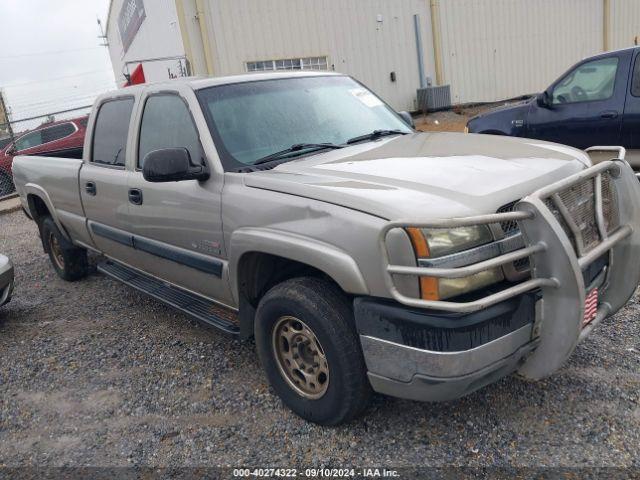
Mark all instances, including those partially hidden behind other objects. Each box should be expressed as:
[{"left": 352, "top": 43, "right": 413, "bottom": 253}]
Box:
[{"left": 97, "top": 260, "right": 240, "bottom": 335}]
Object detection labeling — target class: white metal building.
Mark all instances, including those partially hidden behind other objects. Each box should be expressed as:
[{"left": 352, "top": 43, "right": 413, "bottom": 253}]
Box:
[{"left": 106, "top": 0, "right": 640, "bottom": 110}]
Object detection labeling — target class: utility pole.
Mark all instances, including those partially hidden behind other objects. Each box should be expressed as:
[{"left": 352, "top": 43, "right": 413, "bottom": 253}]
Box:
[
  {"left": 0, "top": 90, "right": 14, "bottom": 140},
  {"left": 97, "top": 18, "right": 109, "bottom": 47}
]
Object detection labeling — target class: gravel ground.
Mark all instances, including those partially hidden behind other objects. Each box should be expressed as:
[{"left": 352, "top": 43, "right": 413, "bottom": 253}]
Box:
[
  {"left": 0, "top": 209, "right": 639, "bottom": 469},
  {"left": 414, "top": 101, "right": 520, "bottom": 133}
]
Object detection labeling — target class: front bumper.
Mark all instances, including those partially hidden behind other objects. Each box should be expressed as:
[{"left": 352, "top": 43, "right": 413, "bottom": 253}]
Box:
[
  {"left": 355, "top": 294, "right": 539, "bottom": 401},
  {"left": 371, "top": 159, "right": 640, "bottom": 400},
  {"left": 0, "top": 255, "right": 14, "bottom": 306}
]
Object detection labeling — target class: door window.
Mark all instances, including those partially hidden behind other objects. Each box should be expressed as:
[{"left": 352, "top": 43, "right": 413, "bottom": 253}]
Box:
[
  {"left": 138, "top": 94, "right": 202, "bottom": 168},
  {"left": 41, "top": 123, "right": 75, "bottom": 144},
  {"left": 14, "top": 130, "right": 44, "bottom": 152},
  {"left": 552, "top": 57, "right": 619, "bottom": 104},
  {"left": 631, "top": 55, "right": 640, "bottom": 97},
  {"left": 92, "top": 98, "right": 134, "bottom": 167}
]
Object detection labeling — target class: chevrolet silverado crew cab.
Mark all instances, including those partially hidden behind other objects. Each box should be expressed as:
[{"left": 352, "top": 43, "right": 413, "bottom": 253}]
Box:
[{"left": 12, "top": 72, "right": 640, "bottom": 425}]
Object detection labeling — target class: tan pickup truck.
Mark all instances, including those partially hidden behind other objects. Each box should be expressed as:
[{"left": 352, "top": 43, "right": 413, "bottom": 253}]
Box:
[{"left": 11, "top": 72, "right": 640, "bottom": 425}]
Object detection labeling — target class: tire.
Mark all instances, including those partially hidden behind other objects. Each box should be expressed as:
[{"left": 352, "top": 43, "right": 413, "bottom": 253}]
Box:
[
  {"left": 41, "top": 216, "right": 88, "bottom": 281},
  {"left": 0, "top": 171, "right": 15, "bottom": 197},
  {"left": 255, "top": 277, "right": 372, "bottom": 425}
]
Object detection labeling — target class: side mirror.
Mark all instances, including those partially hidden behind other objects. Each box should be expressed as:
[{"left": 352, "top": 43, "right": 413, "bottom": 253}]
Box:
[
  {"left": 142, "top": 147, "right": 209, "bottom": 183},
  {"left": 398, "top": 111, "right": 415, "bottom": 129},
  {"left": 536, "top": 91, "right": 552, "bottom": 108}
]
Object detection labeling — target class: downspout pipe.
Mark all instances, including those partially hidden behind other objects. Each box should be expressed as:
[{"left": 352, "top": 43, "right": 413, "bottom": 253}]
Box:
[
  {"left": 603, "top": 0, "right": 611, "bottom": 51},
  {"left": 429, "top": 0, "right": 444, "bottom": 86},
  {"left": 195, "top": 0, "right": 215, "bottom": 75},
  {"left": 175, "top": 0, "right": 195, "bottom": 75},
  {"left": 414, "top": 14, "right": 427, "bottom": 89}
]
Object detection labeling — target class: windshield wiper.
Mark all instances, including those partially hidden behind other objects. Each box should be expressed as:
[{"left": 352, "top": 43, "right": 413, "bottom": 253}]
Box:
[
  {"left": 346, "top": 129, "right": 409, "bottom": 145},
  {"left": 253, "top": 143, "right": 345, "bottom": 166}
]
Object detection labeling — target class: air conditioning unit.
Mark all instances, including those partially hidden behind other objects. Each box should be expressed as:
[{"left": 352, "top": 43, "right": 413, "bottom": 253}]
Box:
[{"left": 417, "top": 85, "right": 452, "bottom": 112}]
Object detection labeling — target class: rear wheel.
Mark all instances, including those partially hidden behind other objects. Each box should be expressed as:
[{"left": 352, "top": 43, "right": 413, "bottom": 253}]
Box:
[
  {"left": 255, "top": 277, "right": 371, "bottom": 425},
  {"left": 41, "top": 216, "right": 88, "bottom": 281}
]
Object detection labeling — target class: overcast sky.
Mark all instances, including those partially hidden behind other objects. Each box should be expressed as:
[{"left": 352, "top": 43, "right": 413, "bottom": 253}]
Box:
[{"left": 0, "top": 0, "right": 115, "bottom": 130}]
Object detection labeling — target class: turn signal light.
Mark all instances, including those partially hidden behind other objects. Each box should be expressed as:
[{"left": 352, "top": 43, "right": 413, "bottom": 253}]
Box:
[{"left": 406, "top": 228, "right": 439, "bottom": 301}]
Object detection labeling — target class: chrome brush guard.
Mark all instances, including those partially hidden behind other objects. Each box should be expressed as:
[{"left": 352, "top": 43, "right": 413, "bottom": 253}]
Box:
[{"left": 380, "top": 159, "right": 640, "bottom": 378}]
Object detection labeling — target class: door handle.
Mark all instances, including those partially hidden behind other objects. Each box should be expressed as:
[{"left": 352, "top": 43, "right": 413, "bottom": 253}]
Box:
[
  {"left": 600, "top": 110, "right": 619, "bottom": 119},
  {"left": 85, "top": 181, "right": 96, "bottom": 196},
  {"left": 128, "top": 188, "right": 143, "bottom": 205}
]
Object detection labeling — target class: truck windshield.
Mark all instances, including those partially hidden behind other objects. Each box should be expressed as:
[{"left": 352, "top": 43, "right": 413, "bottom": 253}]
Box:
[{"left": 197, "top": 75, "right": 412, "bottom": 170}]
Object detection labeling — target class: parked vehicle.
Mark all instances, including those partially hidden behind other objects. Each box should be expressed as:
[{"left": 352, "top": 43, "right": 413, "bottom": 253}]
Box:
[
  {"left": 467, "top": 47, "right": 640, "bottom": 169},
  {"left": 0, "top": 255, "right": 14, "bottom": 307},
  {"left": 12, "top": 73, "right": 640, "bottom": 425},
  {"left": 0, "top": 116, "right": 87, "bottom": 196}
]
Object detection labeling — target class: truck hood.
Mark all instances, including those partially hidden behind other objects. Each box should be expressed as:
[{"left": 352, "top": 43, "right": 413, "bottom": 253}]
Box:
[
  {"left": 244, "top": 132, "right": 590, "bottom": 220},
  {"left": 470, "top": 96, "right": 534, "bottom": 119}
]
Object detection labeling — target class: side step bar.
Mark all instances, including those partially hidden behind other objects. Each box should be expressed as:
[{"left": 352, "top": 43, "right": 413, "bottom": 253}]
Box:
[{"left": 98, "top": 260, "right": 239, "bottom": 335}]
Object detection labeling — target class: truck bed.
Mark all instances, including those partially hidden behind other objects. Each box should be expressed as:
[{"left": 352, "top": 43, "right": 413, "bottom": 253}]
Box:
[{"left": 12, "top": 154, "right": 85, "bottom": 231}]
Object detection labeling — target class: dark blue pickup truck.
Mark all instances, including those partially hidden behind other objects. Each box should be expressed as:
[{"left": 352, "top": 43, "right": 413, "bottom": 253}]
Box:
[{"left": 467, "top": 47, "right": 640, "bottom": 168}]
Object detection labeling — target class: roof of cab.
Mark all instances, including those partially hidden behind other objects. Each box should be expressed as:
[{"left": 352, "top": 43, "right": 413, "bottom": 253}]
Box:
[{"left": 97, "top": 71, "right": 343, "bottom": 101}]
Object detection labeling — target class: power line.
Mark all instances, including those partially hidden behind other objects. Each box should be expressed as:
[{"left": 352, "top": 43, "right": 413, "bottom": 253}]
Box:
[
  {"left": 0, "top": 46, "right": 105, "bottom": 61},
  {"left": 11, "top": 94, "right": 105, "bottom": 112},
  {"left": 2, "top": 69, "right": 114, "bottom": 89},
  {"left": 9, "top": 85, "right": 115, "bottom": 107}
]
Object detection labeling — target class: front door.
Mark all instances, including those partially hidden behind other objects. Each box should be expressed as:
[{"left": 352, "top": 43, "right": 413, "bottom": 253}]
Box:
[
  {"left": 620, "top": 50, "right": 640, "bottom": 170},
  {"left": 125, "top": 90, "right": 232, "bottom": 306},
  {"left": 79, "top": 96, "right": 137, "bottom": 265},
  {"left": 527, "top": 52, "right": 630, "bottom": 149}
]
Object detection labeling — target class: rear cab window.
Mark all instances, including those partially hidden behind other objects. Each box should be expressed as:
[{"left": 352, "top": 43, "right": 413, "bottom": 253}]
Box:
[{"left": 91, "top": 98, "right": 135, "bottom": 167}]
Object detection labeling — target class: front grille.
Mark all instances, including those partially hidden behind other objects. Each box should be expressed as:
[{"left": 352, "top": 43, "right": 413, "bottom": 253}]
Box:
[
  {"left": 496, "top": 201, "right": 529, "bottom": 272},
  {"left": 496, "top": 201, "right": 520, "bottom": 235},
  {"left": 545, "top": 172, "right": 619, "bottom": 254}
]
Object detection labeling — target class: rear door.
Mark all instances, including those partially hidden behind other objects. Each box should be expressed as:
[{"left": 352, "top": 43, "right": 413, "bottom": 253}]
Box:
[
  {"left": 527, "top": 52, "right": 630, "bottom": 148},
  {"left": 79, "top": 96, "right": 138, "bottom": 264},
  {"left": 125, "top": 87, "right": 232, "bottom": 305}
]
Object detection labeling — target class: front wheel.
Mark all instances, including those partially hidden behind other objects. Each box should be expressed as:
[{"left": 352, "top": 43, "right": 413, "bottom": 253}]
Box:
[{"left": 255, "top": 277, "right": 372, "bottom": 425}]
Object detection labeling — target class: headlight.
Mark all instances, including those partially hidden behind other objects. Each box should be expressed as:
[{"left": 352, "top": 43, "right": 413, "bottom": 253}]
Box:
[
  {"left": 406, "top": 226, "right": 504, "bottom": 300},
  {"left": 423, "top": 226, "right": 493, "bottom": 257}
]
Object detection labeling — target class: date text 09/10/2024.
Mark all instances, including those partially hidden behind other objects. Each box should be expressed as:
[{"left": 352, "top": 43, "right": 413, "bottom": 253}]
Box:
[{"left": 232, "top": 468, "right": 400, "bottom": 478}]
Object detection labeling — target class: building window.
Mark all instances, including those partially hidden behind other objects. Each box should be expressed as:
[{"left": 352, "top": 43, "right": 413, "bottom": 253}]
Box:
[{"left": 246, "top": 56, "right": 328, "bottom": 73}]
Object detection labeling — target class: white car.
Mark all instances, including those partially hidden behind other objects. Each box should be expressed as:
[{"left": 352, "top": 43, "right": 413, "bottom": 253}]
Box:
[{"left": 0, "top": 254, "right": 14, "bottom": 306}]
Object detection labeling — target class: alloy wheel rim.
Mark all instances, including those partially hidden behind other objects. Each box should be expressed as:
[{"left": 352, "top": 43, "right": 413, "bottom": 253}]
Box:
[
  {"left": 49, "top": 232, "right": 65, "bottom": 270},
  {"left": 272, "top": 316, "right": 329, "bottom": 399}
]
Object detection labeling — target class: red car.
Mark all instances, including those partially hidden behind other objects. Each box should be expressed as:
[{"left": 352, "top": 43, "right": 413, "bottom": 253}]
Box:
[{"left": 0, "top": 116, "right": 88, "bottom": 196}]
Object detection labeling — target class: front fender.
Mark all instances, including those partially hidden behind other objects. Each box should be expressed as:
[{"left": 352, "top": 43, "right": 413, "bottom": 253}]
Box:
[
  {"left": 228, "top": 227, "right": 369, "bottom": 303},
  {"left": 467, "top": 102, "right": 531, "bottom": 136}
]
